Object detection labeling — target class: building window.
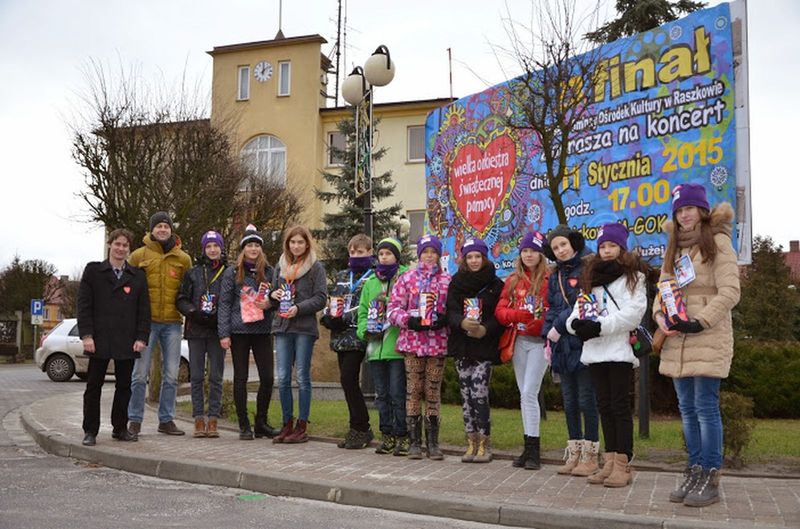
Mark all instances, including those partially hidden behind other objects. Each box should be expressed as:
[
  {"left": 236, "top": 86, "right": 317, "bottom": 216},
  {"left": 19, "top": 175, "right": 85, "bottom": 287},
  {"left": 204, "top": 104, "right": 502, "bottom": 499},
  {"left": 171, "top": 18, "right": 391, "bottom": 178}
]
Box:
[
  {"left": 407, "top": 210, "right": 426, "bottom": 244},
  {"left": 327, "top": 131, "right": 346, "bottom": 166},
  {"left": 407, "top": 125, "right": 425, "bottom": 162},
  {"left": 278, "top": 61, "right": 291, "bottom": 96},
  {"left": 238, "top": 66, "right": 250, "bottom": 100},
  {"left": 241, "top": 135, "right": 287, "bottom": 187}
]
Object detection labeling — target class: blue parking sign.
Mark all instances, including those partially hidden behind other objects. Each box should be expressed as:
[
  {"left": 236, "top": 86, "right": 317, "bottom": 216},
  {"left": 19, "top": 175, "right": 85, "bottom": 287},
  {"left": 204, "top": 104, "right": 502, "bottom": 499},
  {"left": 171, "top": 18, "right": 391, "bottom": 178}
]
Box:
[{"left": 31, "top": 299, "right": 43, "bottom": 316}]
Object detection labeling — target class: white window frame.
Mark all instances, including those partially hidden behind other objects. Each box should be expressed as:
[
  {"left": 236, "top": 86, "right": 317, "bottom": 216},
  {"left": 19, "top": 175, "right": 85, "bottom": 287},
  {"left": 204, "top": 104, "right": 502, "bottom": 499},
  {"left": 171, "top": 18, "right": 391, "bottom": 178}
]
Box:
[
  {"left": 278, "top": 61, "right": 291, "bottom": 96},
  {"left": 327, "top": 131, "right": 346, "bottom": 167},
  {"left": 237, "top": 66, "right": 250, "bottom": 101},
  {"left": 407, "top": 210, "right": 426, "bottom": 245},
  {"left": 240, "top": 135, "right": 287, "bottom": 187},
  {"left": 407, "top": 125, "right": 425, "bottom": 163}
]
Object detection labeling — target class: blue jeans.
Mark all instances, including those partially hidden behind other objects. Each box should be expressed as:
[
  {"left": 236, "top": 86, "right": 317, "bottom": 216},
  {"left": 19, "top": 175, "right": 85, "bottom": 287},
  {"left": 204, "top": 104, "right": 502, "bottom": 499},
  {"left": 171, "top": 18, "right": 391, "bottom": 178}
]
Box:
[
  {"left": 275, "top": 332, "right": 315, "bottom": 423},
  {"left": 559, "top": 367, "right": 599, "bottom": 442},
  {"left": 370, "top": 359, "right": 407, "bottom": 436},
  {"left": 128, "top": 322, "right": 182, "bottom": 424},
  {"left": 188, "top": 337, "right": 226, "bottom": 418},
  {"left": 673, "top": 376, "right": 723, "bottom": 469}
]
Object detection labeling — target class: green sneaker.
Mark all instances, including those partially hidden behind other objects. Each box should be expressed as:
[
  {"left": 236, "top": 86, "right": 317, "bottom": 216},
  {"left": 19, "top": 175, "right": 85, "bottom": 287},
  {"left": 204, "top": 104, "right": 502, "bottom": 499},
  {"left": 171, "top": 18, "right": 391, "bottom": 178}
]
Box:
[
  {"left": 337, "top": 428, "right": 357, "bottom": 449},
  {"left": 375, "top": 434, "right": 396, "bottom": 454},
  {"left": 393, "top": 435, "right": 410, "bottom": 457},
  {"left": 345, "top": 429, "right": 374, "bottom": 449}
]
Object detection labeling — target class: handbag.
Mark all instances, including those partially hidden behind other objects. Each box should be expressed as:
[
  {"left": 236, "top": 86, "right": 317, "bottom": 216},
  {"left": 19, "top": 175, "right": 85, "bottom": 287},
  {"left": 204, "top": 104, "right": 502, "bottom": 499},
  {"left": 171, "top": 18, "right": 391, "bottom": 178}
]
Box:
[
  {"left": 601, "top": 286, "right": 653, "bottom": 358},
  {"left": 498, "top": 325, "right": 518, "bottom": 363}
]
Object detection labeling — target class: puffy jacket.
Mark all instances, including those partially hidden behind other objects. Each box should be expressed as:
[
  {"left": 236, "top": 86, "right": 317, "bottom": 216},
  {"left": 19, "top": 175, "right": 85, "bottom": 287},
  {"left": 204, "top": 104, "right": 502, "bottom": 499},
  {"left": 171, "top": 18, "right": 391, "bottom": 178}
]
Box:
[
  {"left": 543, "top": 249, "right": 591, "bottom": 374},
  {"left": 129, "top": 233, "right": 192, "bottom": 323},
  {"left": 217, "top": 264, "right": 275, "bottom": 338},
  {"left": 176, "top": 257, "right": 227, "bottom": 339},
  {"left": 357, "top": 265, "right": 408, "bottom": 361},
  {"left": 386, "top": 262, "right": 451, "bottom": 357},
  {"left": 567, "top": 272, "right": 647, "bottom": 368},
  {"left": 321, "top": 268, "right": 374, "bottom": 353},
  {"left": 445, "top": 268, "right": 504, "bottom": 363},
  {"left": 655, "top": 203, "right": 740, "bottom": 378},
  {"left": 495, "top": 271, "right": 550, "bottom": 337}
]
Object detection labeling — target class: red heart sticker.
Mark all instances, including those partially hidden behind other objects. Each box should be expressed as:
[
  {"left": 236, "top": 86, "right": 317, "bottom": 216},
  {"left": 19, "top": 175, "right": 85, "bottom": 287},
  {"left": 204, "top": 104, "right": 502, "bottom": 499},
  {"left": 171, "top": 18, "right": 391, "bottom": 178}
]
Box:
[
  {"left": 170, "top": 269, "right": 177, "bottom": 278},
  {"left": 447, "top": 135, "right": 516, "bottom": 235},
  {"left": 123, "top": 286, "right": 131, "bottom": 294},
  {"left": 568, "top": 278, "right": 578, "bottom": 288}
]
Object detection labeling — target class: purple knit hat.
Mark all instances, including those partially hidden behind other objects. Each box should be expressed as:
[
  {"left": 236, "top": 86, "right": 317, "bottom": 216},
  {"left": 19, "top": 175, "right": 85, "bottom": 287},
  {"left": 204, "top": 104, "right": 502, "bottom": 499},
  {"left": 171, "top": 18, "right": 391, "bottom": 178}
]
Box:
[
  {"left": 520, "top": 231, "right": 546, "bottom": 253},
  {"left": 201, "top": 230, "right": 224, "bottom": 251},
  {"left": 416, "top": 234, "right": 442, "bottom": 257},
  {"left": 597, "top": 223, "right": 628, "bottom": 252},
  {"left": 460, "top": 237, "right": 489, "bottom": 258},
  {"left": 672, "top": 183, "right": 710, "bottom": 214}
]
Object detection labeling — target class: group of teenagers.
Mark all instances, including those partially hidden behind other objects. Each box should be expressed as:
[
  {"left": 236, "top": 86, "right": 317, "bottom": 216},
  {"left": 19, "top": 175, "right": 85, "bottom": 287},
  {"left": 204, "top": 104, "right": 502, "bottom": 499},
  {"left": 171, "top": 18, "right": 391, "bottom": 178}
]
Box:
[{"left": 77, "top": 181, "right": 739, "bottom": 509}]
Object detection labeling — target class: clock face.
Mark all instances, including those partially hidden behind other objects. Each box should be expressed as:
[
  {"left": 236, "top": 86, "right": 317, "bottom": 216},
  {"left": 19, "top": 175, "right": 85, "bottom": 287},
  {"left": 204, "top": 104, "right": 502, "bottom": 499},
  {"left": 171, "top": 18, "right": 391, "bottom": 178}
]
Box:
[{"left": 254, "top": 61, "right": 273, "bottom": 82}]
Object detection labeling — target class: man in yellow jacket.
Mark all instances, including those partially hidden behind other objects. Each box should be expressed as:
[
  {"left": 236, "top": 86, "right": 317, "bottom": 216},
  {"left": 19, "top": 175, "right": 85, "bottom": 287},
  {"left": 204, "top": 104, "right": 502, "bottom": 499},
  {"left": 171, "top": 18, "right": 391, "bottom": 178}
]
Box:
[{"left": 127, "top": 212, "right": 192, "bottom": 438}]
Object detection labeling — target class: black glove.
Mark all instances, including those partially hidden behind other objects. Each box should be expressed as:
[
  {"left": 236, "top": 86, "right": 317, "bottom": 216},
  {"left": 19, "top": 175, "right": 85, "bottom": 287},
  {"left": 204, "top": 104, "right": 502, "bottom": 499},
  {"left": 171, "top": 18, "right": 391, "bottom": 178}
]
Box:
[
  {"left": 197, "top": 311, "right": 217, "bottom": 327},
  {"left": 321, "top": 314, "right": 348, "bottom": 332},
  {"left": 429, "top": 313, "right": 447, "bottom": 330},
  {"left": 572, "top": 319, "right": 601, "bottom": 341},
  {"left": 364, "top": 331, "right": 383, "bottom": 341},
  {"left": 670, "top": 319, "right": 704, "bottom": 334},
  {"left": 407, "top": 317, "right": 431, "bottom": 331}
]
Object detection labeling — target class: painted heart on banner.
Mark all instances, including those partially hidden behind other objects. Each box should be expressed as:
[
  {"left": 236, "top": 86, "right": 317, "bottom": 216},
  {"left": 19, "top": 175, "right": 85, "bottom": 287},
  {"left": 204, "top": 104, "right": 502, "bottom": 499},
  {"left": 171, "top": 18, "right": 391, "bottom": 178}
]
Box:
[{"left": 447, "top": 134, "right": 517, "bottom": 235}]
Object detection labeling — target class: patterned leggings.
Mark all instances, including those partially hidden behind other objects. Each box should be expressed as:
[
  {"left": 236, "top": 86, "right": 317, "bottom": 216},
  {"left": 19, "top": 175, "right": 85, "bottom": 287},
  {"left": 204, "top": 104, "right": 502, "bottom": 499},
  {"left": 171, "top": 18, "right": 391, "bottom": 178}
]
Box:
[
  {"left": 404, "top": 356, "right": 445, "bottom": 417},
  {"left": 456, "top": 358, "right": 493, "bottom": 435}
]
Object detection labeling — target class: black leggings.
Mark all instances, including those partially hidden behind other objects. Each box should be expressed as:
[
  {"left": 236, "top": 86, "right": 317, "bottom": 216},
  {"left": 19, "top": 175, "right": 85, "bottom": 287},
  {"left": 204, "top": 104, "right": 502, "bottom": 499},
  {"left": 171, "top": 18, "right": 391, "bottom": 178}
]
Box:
[
  {"left": 589, "top": 361, "right": 634, "bottom": 459},
  {"left": 231, "top": 334, "right": 273, "bottom": 427}
]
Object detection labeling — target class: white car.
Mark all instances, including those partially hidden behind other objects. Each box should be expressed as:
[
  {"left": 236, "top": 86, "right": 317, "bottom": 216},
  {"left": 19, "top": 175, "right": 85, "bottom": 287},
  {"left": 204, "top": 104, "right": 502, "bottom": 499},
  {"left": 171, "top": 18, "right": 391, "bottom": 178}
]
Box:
[{"left": 34, "top": 318, "right": 190, "bottom": 382}]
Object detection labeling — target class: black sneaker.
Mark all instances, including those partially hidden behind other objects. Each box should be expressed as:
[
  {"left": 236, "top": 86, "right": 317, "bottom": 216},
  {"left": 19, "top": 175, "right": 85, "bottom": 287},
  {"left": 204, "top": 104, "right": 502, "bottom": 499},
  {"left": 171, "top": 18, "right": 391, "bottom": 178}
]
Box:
[
  {"left": 337, "top": 428, "right": 357, "bottom": 449},
  {"left": 683, "top": 468, "right": 721, "bottom": 507},
  {"left": 669, "top": 465, "right": 703, "bottom": 503},
  {"left": 82, "top": 433, "right": 96, "bottom": 446},
  {"left": 157, "top": 420, "right": 186, "bottom": 436},
  {"left": 345, "top": 429, "right": 374, "bottom": 450}
]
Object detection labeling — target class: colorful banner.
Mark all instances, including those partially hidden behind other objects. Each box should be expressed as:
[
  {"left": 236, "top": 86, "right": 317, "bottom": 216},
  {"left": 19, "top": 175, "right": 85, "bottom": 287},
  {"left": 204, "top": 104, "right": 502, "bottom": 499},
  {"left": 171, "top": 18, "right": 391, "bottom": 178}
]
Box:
[{"left": 425, "top": 3, "right": 737, "bottom": 275}]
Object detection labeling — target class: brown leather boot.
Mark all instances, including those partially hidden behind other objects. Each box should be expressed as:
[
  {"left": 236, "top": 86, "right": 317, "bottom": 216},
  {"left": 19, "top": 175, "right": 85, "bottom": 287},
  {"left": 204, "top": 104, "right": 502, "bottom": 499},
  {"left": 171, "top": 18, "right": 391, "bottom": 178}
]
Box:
[
  {"left": 556, "top": 440, "right": 582, "bottom": 475},
  {"left": 571, "top": 440, "right": 600, "bottom": 476},
  {"left": 284, "top": 419, "right": 308, "bottom": 443},
  {"left": 588, "top": 451, "right": 616, "bottom": 484},
  {"left": 273, "top": 418, "right": 294, "bottom": 444},
  {"left": 193, "top": 417, "right": 207, "bottom": 438},
  {"left": 206, "top": 418, "right": 219, "bottom": 438},
  {"left": 604, "top": 453, "right": 634, "bottom": 488}
]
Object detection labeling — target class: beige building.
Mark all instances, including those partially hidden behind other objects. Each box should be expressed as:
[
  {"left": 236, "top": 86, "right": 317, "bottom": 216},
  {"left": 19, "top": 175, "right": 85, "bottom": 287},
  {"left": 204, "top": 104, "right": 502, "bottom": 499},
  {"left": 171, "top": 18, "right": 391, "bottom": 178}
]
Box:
[{"left": 207, "top": 33, "right": 452, "bottom": 241}]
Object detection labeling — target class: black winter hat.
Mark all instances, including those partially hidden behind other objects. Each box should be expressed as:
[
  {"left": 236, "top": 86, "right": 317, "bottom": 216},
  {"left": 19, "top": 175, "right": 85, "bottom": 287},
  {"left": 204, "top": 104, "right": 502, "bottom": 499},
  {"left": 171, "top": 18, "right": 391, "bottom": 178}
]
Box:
[
  {"left": 240, "top": 224, "right": 264, "bottom": 249},
  {"left": 543, "top": 224, "right": 585, "bottom": 261},
  {"left": 149, "top": 211, "right": 174, "bottom": 232}
]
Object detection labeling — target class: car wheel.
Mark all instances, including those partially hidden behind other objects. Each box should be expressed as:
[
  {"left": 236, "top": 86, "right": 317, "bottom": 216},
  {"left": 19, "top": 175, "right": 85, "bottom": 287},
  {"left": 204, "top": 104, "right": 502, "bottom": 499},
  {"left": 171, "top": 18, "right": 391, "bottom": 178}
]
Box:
[
  {"left": 45, "top": 353, "right": 75, "bottom": 382},
  {"left": 178, "top": 358, "right": 190, "bottom": 384}
]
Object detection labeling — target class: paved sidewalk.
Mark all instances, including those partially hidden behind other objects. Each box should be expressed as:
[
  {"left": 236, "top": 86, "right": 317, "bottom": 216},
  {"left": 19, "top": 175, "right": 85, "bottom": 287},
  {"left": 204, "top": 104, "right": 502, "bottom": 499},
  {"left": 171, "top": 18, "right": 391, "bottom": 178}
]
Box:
[{"left": 21, "top": 391, "right": 799, "bottom": 529}]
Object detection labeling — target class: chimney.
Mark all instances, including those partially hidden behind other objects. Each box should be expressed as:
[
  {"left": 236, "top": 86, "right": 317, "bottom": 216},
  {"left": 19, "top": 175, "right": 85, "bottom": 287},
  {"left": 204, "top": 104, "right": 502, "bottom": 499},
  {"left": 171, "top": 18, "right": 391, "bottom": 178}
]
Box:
[{"left": 791, "top": 241, "right": 799, "bottom": 253}]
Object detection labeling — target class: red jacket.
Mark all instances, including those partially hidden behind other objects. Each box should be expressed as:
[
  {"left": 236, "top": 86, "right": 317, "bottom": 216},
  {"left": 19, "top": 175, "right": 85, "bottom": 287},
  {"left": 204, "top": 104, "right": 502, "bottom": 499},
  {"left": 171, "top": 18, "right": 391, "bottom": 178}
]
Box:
[{"left": 495, "top": 272, "right": 549, "bottom": 337}]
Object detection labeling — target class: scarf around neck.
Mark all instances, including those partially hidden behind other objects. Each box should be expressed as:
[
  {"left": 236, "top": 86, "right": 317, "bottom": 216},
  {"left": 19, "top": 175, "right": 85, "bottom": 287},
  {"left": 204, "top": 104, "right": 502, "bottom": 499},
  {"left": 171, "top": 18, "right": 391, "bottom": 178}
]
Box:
[
  {"left": 278, "top": 251, "right": 316, "bottom": 281},
  {"left": 450, "top": 264, "right": 497, "bottom": 297},
  {"left": 677, "top": 225, "right": 703, "bottom": 249},
  {"left": 590, "top": 259, "right": 625, "bottom": 288}
]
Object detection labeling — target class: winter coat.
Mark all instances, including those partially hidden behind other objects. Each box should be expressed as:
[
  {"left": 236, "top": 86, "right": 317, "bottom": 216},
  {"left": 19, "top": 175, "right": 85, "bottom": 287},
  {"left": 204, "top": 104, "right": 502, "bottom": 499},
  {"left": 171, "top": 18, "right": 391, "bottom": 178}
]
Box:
[
  {"left": 655, "top": 203, "right": 740, "bottom": 379},
  {"left": 271, "top": 253, "right": 327, "bottom": 338},
  {"left": 386, "top": 262, "right": 451, "bottom": 357},
  {"left": 495, "top": 271, "right": 550, "bottom": 338},
  {"left": 320, "top": 268, "right": 374, "bottom": 353},
  {"left": 217, "top": 264, "right": 275, "bottom": 338},
  {"left": 77, "top": 260, "right": 151, "bottom": 360},
  {"left": 543, "top": 249, "right": 592, "bottom": 374},
  {"left": 176, "top": 257, "right": 227, "bottom": 339},
  {"left": 445, "top": 268, "right": 504, "bottom": 363},
  {"left": 129, "top": 233, "right": 192, "bottom": 323},
  {"left": 567, "top": 272, "right": 647, "bottom": 368},
  {"left": 357, "top": 265, "right": 409, "bottom": 362}
]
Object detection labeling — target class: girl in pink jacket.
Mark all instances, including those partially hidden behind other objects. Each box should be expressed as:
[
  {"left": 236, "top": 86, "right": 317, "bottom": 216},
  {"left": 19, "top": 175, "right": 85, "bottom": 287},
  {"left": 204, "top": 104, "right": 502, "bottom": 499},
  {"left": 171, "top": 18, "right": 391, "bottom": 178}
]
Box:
[{"left": 387, "top": 235, "right": 451, "bottom": 460}]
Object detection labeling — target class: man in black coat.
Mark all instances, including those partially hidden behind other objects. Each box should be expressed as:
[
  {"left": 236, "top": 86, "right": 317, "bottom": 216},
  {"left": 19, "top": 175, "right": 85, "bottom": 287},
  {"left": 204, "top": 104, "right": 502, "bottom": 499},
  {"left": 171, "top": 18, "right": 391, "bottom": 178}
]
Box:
[{"left": 77, "top": 228, "right": 150, "bottom": 446}]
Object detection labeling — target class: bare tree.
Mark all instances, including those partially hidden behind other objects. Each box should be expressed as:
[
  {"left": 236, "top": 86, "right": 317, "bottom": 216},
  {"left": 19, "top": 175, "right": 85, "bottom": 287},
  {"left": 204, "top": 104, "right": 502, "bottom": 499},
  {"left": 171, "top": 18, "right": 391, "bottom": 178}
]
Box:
[{"left": 494, "top": 0, "right": 605, "bottom": 224}]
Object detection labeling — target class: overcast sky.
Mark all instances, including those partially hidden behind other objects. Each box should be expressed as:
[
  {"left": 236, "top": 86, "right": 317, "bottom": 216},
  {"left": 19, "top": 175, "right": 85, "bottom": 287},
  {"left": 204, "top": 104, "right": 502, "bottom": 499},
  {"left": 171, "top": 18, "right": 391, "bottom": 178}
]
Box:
[{"left": 1, "top": 0, "right": 797, "bottom": 276}]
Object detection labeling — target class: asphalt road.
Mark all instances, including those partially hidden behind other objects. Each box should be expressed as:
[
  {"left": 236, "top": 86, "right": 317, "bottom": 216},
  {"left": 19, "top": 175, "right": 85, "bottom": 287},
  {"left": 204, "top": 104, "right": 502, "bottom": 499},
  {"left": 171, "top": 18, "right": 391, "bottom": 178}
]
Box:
[{"left": 0, "top": 364, "right": 521, "bottom": 529}]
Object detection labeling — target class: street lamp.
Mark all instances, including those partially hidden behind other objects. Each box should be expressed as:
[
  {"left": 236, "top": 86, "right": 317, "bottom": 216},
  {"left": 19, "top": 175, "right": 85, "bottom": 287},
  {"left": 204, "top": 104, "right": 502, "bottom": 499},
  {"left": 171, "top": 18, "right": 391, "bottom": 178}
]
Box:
[{"left": 342, "top": 45, "right": 395, "bottom": 240}]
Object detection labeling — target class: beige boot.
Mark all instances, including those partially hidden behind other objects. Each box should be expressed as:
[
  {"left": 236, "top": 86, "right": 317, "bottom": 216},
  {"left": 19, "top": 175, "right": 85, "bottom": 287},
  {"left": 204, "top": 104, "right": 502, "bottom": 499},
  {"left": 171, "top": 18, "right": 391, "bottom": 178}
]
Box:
[
  {"left": 604, "top": 453, "right": 634, "bottom": 488},
  {"left": 461, "top": 433, "right": 478, "bottom": 463},
  {"left": 571, "top": 440, "right": 600, "bottom": 476},
  {"left": 556, "top": 440, "right": 582, "bottom": 475},
  {"left": 473, "top": 434, "right": 492, "bottom": 463},
  {"left": 587, "top": 451, "right": 615, "bottom": 484}
]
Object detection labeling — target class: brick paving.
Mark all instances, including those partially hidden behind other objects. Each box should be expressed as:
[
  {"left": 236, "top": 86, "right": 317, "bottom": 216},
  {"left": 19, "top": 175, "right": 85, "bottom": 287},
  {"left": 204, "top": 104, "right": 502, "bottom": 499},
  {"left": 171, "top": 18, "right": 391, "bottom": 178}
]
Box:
[{"left": 22, "top": 390, "right": 800, "bottom": 528}]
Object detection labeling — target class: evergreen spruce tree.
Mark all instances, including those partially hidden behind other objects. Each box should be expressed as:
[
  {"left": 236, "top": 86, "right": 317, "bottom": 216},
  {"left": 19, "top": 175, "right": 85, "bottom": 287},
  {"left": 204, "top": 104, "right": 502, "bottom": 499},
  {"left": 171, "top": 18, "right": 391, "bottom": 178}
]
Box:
[
  {"left": 734, "top": 236, "right": 800, "bottom": 341},
  {"left": 586, "top": 0, "right": 706, "bottom": 44},
  {"left": 314, "top": 117, "right": 404, "bottom": 273}
]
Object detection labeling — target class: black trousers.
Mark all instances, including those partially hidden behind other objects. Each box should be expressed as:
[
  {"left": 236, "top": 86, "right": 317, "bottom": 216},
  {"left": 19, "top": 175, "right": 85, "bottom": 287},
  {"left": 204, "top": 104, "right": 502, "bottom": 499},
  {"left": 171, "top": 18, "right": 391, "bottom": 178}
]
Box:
[
  {"left": 82, "top": 357, "right": 134, "bottom": 435},
  {"left": 589, "top": 361, "right": 634, "bottom": 459},
  {"left": 338, "top": 350, "right": 370, "bottom": 432},
  {"left": 231, "top": 334, "right": 273, "bottom": 428}
]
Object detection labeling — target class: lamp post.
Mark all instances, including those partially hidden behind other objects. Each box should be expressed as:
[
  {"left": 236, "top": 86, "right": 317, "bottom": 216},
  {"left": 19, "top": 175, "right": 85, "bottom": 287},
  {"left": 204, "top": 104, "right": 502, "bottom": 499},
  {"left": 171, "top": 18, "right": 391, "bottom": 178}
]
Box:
[
  {"left": 341, "top": 46, "right": 395, "bottom": 399},
  {"left": 341, "top": 45, "right": 396, "bottom": 241}
]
